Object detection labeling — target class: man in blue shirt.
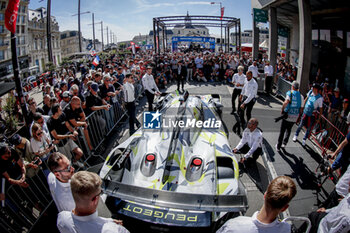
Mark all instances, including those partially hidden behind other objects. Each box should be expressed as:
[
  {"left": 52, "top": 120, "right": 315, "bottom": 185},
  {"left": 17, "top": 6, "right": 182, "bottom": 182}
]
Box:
[
  {"left": 293, "top": 83, "right": 323, "bottom": 146},
  {"left": 276, "top": 81, "right": 304, "bottom": 151}
]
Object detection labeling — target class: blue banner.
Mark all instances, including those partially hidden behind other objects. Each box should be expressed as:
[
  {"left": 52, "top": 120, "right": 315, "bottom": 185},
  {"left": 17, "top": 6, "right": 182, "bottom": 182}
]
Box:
[{"left": 172, "top": 37, "right": 215, "bottom": 51}]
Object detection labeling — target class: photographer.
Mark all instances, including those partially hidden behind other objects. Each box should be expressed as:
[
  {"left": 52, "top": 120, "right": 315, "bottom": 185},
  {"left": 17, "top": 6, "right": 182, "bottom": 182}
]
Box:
[{"left": 275, "top": 81, "right": 304, "bottom": 152}]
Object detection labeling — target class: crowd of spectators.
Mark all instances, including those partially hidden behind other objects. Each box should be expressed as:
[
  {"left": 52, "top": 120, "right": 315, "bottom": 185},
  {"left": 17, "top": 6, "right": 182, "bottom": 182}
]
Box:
[{"left": 0, "top": 49, "right": 349, "bottom": 232}]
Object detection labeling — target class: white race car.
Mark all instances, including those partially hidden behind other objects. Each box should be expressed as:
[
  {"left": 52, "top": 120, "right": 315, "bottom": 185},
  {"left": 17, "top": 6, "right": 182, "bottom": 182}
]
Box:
[{"left": 100, "top": 91, "right": 248, "bottom": 232}]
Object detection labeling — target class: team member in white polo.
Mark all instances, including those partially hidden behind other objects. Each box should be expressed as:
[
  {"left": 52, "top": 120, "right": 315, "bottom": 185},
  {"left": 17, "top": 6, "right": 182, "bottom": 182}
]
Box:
[
  {"left": 231, "top": 66, "right": 246, "bottom": 114},
  {"left": 57, "top": 171, "right": 129, "bottom": 233}
]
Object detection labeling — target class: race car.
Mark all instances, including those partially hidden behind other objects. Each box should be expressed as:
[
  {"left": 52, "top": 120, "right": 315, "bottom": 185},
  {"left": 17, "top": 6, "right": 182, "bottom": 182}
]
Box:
[{"left": 100, "top": 91, "right": 248, "bottom": 232}]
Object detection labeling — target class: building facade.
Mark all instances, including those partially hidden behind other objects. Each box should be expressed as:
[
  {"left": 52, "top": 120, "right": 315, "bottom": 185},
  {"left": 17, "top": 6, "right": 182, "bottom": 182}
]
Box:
[
  {"left": 0, "top": 0, "right": 30, "bottom": 80},
  {"left": 251, "top": 0, "right": 350, "bottom": 95},
  {"left": 61, "top": 30, "right": 102, "bottom": 58},
  {"left": 28, "top": 7, "right": 61, "bottom": 72}
]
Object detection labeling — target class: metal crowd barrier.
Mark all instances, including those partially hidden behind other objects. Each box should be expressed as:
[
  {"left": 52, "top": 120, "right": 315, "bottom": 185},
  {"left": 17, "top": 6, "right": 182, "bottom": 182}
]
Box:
[
  {"left": 256, "top": 73, "right": 265, "bottom": 93},
  {"left": 0, "top": 169, "right": 52, "bottom": 233},
  {"left": 57, "top": 79, "right": 144, "bottom": 167},
  {"left": 309, "top": 112, "right": 347, "bottom": 156},
  {"left": 276, "top": 76, "right": 292, "bottom": 98}
]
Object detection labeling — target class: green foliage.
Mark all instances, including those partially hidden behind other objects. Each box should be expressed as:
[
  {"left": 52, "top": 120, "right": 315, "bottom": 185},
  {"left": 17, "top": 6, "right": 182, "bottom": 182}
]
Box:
[
  {"left": 45, "top": 62, "right": 56, "bottom": 72},
  {"left": 118, "top": 43, "right": 126, "bottom": 49},
  {"left": 60, "top": 57, "right": 73, "bottom": 66},
  {"left": 3, "top": 95, "right": 18, "bottom": 132}
]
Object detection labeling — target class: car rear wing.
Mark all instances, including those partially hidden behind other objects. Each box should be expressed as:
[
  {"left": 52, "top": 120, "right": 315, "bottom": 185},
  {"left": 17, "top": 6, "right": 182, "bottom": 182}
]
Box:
[{"left": 102, "top": 178, "right": 248, "bottom": 213}]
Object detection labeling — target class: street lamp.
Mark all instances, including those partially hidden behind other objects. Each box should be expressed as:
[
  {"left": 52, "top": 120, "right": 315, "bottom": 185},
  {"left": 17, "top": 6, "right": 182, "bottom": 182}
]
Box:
[
  {"left": 210, "top": 2, "right": 223, "bottom": 51},
  {"left": 72, "top": 7, "right": 90, "bottom": 53}
]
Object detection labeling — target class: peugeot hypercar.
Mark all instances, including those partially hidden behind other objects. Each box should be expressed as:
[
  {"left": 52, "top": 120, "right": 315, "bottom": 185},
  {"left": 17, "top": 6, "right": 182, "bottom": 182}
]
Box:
[{"left": 100, "top": 91, "right": 248, "bottom": 232}]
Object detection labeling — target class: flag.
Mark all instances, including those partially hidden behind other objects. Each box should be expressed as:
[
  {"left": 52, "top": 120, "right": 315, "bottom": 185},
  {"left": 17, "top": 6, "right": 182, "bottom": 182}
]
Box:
[
  {"left": 5, "top": 0, "right": 20, "bottom": 34},
  {"left": 220, "top": 7, "right": 225, "bottom": 20},
  {"left": 86, "top": 43, "right": 92, "bottom": 51},
  {"left": 130, "top": 41, "right": 136, "bottom": 55},
  {"left": 90, "top": 49, "right": 96, "bottom": 56},
  {"left": 92, "top": 55, "right": 100, "bottom": 66}
]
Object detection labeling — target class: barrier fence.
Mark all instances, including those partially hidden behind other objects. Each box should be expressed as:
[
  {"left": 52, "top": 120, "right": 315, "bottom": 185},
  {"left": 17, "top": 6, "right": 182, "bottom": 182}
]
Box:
[
  {"left": 0, "top": 169, "right": 52, "bottom": 233},
  {"left": 308, "top": 112, "right": 347, "bottom": 157},
  {"left": 0, "top": 79, "right": 145, "bottom": 232},
  {"left": 276, "top": 76, "right": 292, "bottom": 99}
]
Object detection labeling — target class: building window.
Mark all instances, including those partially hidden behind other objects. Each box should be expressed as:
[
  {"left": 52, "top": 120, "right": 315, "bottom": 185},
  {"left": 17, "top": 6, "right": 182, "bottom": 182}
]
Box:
[
  {"left": 0, "top": 2, "right": 6, "bottom": 10},
  {"left": 0, "top": 50, "right": 4, "bottom": 60},
  {"left": 0, "top": 25, "right": 4, "bottom": 33},
  {"left": 203, "top": 31, "right": 205, "bottom": 35},
  {"left": 21, "top": 16, "right": 25, "bottom": 24},
  {"left": 21, "top": 26, "right": 25, "bottom": 34},
  {"left": 0, "top": 13, "right": 4, "bottom": 21},
  {"left": 320, "top": 30, "right": 331, "bottom": 42}
]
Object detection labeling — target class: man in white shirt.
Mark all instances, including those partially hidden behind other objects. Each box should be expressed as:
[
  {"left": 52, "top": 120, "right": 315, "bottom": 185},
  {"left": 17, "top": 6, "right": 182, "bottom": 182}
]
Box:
[
  {"left": 47, "top": 152, "right": 75, "bottom": 212},
  {"left": 57, "top": 171, "right": 129, "bottom": 233},
  {"left": 239, "top": 71, "right": 258, "bottom": 127},
  {"left": 217, "top": 176, "right": 297, "bottom": 233},
  {"left": 142, "top": 66, "right": 160, "bottom": 111},
  {"left": 233, "top": 118, "right": 263, "bottom": 163},
  {"left": 195, "top": 55, "right": 204, "bottom": 70},
  {"left": 305, "top": 192, "right": 350, "bottom": 233},
  {"left": 321, "top": 165, "right": 350, "bottom": 210},
  {"left": 264, "top": 60, "right": 274, "bottom": 95},
  {"left": 123, "top": 74, "right": 141, "bottom": 135},
  {"left": 248, "top": 61, "right": 259, "bottom": 79},
  {"left": 231, "top": 66, "right": 246, "bottom": 114}
]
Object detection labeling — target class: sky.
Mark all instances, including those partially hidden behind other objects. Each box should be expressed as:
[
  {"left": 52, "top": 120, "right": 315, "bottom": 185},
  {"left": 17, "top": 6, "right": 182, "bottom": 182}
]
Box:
[{"left": 28, "top": 0, "right": 253, "bottom": 43}]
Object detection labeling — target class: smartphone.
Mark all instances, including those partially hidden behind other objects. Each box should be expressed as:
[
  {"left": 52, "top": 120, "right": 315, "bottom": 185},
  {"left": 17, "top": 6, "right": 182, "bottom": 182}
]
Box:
[{"left": 34, "top": 158, "right": 41, "bottom": 165}]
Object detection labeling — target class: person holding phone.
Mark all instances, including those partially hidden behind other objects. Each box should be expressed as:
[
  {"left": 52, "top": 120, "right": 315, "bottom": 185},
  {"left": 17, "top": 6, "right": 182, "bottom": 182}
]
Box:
[{"left": 31, "top": 123, "right": 55, "bottom": 161}]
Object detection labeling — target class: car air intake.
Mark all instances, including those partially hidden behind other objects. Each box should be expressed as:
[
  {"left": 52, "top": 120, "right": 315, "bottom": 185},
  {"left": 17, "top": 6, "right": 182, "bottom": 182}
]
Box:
[
  {"left": 140, "top": 153, "right": 157, "bottom": 177},
  {"left": 185, "top": 157, "right": 204, "bottom": 182}
]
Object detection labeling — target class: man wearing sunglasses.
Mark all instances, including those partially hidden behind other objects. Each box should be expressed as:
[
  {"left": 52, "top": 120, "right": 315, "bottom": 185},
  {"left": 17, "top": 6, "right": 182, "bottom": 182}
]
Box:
[
  {"left": 57, "top": 171, "right": 129, "bottom": 233},
  {"left": 47, "top": 152, "right": 75, "bottom": 212}
]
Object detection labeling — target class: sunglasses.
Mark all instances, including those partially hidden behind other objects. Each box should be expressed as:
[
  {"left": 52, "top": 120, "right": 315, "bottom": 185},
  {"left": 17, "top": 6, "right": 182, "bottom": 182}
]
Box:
[
  {"left": 55, "top": 164, "right": 72, "bottom": 173},
  {"left": 29, "top": 102, "right": 36, "bottom": 105},
  {"left": 92, "top": 190, "right": 103, "bottom": 201},
  {"left": 36, "top": 131, "right": 43, "bottom": 136}
]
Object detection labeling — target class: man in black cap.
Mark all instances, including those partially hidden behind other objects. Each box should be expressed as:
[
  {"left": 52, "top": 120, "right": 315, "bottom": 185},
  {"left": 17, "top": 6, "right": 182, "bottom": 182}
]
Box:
[
  {"left": 293, "top": 83, "right": 323, "bottom": 146},
  {"left": 176, "top": 60, "right": 187, "bottom": 92},
  {"left": 142, "top": 66, "right": 160, "bottom": 111}
]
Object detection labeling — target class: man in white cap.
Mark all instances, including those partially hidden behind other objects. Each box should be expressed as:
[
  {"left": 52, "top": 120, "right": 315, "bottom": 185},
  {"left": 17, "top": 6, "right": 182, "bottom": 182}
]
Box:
[{"left": 60, "top": 91, "right": 71, "bottom": 110}]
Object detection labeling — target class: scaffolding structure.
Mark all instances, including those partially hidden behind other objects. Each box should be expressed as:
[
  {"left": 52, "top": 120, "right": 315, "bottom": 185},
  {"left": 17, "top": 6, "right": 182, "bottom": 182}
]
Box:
[{"left": 152, "top": 15, "right": 241, "bottom": 56}]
